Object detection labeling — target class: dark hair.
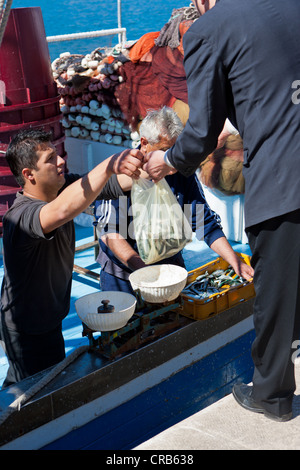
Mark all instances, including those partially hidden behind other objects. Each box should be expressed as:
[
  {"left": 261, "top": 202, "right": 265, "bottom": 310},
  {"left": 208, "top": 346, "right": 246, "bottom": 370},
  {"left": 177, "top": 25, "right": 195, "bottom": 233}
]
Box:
[{"left": 5, "top": 128, "right": 53, "bottom": 187}]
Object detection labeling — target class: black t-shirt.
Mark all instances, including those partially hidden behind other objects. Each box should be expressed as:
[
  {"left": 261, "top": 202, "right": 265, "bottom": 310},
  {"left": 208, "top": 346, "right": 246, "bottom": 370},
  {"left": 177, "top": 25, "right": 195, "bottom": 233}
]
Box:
[{"left": 0, "top": 173, "right": 123, "bottom": 335}]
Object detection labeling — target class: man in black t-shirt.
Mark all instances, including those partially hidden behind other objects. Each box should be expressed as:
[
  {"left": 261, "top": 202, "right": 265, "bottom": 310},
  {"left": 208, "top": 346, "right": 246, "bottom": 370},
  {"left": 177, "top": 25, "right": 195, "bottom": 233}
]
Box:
[{"left": 0, "top": 129, "right": 143, "bottom": 388}]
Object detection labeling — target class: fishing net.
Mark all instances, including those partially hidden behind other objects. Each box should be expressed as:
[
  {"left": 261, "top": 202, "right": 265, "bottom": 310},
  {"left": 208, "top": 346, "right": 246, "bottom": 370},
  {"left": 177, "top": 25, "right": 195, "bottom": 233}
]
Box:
[
  {"left": 115, "top": 56, "right": 173, "bottom": 129},
  {"left": 151, "top": 46, "right": 188, "bottom": 104},
  {"left": 155, "top": 5, "right": 200, "bottom": 50},
  {"left": 115, "top": 45, "right": 187, "bottom": 129}
]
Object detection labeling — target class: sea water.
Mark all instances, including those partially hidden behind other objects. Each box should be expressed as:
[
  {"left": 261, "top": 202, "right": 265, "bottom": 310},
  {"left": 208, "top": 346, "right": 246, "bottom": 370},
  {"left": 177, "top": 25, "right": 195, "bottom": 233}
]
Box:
[{"left": 11, "top": 0, "right": 188, "bottom": 61}]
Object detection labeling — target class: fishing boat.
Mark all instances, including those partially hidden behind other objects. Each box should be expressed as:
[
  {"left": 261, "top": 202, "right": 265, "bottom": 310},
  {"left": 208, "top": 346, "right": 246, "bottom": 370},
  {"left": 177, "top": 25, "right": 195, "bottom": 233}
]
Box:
[{"left": 0, "top": 3, "right": 255, "bottom": 450}]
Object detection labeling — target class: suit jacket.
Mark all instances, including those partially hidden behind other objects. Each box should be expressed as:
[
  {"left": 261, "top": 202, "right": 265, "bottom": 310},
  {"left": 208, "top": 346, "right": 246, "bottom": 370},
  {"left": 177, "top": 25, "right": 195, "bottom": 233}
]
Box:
[{"left": 167, "top": 0, "right": 300, "bottom": 228}]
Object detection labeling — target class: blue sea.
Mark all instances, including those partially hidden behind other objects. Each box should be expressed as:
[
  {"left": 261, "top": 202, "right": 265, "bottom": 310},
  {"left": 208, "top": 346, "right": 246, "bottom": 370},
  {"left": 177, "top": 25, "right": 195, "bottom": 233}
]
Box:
[{"left": 11, "top": 0, "right": 188, "bottom": 61}]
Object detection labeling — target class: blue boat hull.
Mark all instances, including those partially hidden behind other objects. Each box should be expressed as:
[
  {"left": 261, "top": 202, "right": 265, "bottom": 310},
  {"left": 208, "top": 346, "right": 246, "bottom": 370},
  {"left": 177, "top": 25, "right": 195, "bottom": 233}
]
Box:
[{"left": 42, "top": 328, "right": 255, "bottom": 450}]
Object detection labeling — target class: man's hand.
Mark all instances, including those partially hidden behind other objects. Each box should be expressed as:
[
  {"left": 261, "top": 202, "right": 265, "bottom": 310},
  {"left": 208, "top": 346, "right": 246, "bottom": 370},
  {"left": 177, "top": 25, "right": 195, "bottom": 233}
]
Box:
[
  {"left": 216, "top": 119, "right": 239, "bottom": 149},
  {"left": 216, "top": 127, "right": 231, "bottom": 149},
  {"left": 232, "top": 257, "right": 254, "bottom": 281},
  {"left": 142, "top": 150, "right": 177, "bottom": 183},
  {"left": 210, "top": 237, "right": 254, "bottom": 281},
  {"left": 109, "top": 148, "right": 144, "bottom": 179}
]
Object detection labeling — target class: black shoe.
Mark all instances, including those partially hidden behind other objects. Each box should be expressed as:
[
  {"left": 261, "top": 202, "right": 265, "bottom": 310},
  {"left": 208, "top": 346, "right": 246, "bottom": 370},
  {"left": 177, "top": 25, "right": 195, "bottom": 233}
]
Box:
[{"left": 232, "top": 383, "right": 292, "bottom": 422}]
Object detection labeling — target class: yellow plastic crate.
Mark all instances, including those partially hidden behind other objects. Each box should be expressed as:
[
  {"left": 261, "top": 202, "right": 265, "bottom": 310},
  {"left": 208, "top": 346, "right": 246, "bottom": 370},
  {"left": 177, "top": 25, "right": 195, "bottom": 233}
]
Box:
[{"left": 180, "top": 253, "right": 255, "bottom": 320}]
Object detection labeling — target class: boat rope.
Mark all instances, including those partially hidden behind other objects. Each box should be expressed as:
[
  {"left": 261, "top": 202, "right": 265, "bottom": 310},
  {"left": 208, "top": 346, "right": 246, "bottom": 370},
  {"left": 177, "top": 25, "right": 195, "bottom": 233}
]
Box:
[
  {"left": 154, "top": 3, "right": 199, "bottom": 49},
  {"left": 0, "top": 0, "right": 13, "bottom": 48},
  {"left": 0, "top": 345, "right": 89, "bottom": 426}
]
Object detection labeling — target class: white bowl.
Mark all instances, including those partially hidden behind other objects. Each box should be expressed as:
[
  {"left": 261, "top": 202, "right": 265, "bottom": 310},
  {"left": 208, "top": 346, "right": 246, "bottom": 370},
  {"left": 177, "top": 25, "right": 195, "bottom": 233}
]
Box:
[
  {"left": 75, "top": 291, "right": 137, "bottom": 332},
  {"left": 129, "top": 264, "right": 188, "bottom": 303}
]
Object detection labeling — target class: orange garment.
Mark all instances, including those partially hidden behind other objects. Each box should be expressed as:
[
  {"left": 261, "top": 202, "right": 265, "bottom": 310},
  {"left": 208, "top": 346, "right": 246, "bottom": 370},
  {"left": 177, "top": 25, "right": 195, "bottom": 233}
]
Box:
[
  {"left": 129, "top": 32, "right": 160, "bottom": 63},
  {"left": 104, "top": 56, "right": 115, "bottom": 64}
]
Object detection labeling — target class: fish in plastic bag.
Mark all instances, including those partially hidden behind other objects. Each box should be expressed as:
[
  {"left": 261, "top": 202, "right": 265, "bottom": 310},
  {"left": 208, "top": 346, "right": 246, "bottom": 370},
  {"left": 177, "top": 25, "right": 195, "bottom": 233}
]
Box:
[{"left": 131, "top": 178, "right": 193, "bottom": 264}]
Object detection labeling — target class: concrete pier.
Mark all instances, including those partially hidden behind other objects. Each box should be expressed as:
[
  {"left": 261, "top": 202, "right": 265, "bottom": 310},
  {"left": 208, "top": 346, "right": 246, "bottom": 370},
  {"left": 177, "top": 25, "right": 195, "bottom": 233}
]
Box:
[{"left": 135, "top": 359, "right": 300, "bottom": 450}]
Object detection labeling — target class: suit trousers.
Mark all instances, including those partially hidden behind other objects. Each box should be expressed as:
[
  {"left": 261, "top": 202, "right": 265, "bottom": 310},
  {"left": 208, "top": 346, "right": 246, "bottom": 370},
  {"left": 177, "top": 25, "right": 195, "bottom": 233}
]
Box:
[{"left": 246, "top": 209, "right": 300, "bottom": 416}]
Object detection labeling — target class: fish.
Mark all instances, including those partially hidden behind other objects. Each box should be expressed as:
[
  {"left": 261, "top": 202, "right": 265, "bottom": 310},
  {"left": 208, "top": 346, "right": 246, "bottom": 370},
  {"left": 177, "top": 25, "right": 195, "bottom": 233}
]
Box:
[{"left": 182, "top": 267, "right": 246, "bottom": 299}]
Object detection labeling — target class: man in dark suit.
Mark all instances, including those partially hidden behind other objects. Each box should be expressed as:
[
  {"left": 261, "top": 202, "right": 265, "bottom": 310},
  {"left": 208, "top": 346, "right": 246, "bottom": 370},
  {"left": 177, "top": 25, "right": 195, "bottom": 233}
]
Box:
[{"left": 144, "top": 0, "right": 300, "bottom": 421}]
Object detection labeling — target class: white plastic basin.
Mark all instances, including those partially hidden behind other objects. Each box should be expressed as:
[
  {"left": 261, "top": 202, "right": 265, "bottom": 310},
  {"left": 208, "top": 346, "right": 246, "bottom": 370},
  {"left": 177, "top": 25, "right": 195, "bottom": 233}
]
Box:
[
  {"left": 129, "top": 264, "right": 188, "bottom": 303},
  {"left": 75, "top": 291, "right": 137, "bottom": 331}
]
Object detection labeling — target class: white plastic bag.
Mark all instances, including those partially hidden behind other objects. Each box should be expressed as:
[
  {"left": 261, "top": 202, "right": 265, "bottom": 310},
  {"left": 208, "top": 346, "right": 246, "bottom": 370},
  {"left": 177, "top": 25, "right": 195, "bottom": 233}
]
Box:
[{"left": 131, "top": 178, "right": 192, "bottom": 264}]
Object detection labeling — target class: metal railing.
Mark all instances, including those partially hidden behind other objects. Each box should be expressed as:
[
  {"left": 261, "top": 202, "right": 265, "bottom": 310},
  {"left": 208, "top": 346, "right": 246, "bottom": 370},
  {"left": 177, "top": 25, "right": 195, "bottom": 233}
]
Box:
[
  {"left": 46, "top": 28, "right": 126, "bottom": 46},
  {"left": 46, "top": 0, "right": 126, "bottom": 46}
]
